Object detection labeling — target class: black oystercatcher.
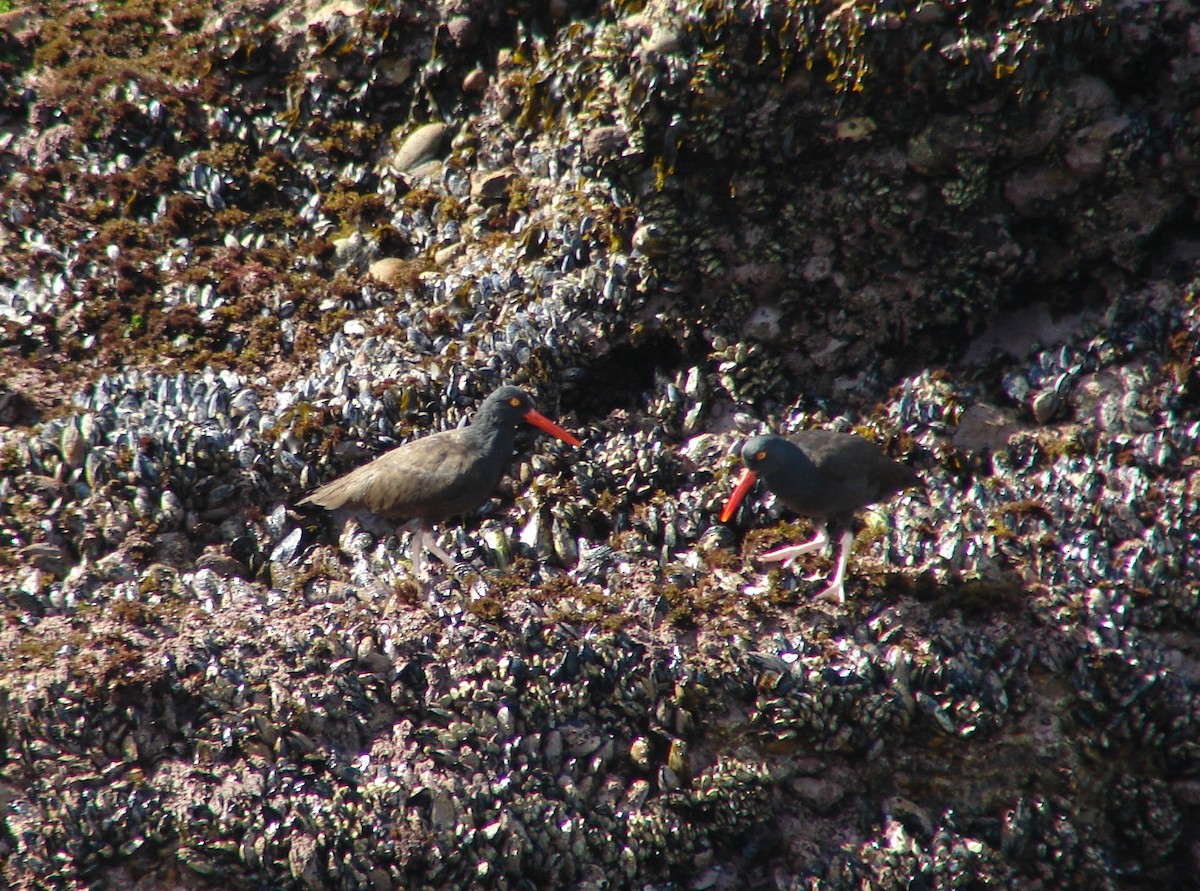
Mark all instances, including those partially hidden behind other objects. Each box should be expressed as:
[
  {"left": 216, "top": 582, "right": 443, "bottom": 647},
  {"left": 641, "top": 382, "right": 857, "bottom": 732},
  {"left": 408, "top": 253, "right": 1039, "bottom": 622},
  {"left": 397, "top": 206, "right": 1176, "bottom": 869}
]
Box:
[
  {"left": 299, "top": 386, "right": 581, "bottom": 580},
  {"left": 720, "top": 432, "right": 920, "bottom": 602}
]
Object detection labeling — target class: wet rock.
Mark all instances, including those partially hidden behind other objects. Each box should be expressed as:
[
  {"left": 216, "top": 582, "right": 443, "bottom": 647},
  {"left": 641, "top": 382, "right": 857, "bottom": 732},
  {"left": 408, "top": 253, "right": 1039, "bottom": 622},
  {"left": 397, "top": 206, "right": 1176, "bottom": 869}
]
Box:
[
  {"left": 368, "top": 257, "right": 415, "bottom": 289},
  {"left": 462, "top": 67, "right": 488, "bottom": 92},
  {"left": 470, "top": 168, "right": 517, "bottom": 206},
  {"left": 1065, "top": 116, "right": 1131, "bottom": 177},
  {"left": 194, "top": 550, "right": 251, "bottom": 579},
  {"left": 444, "top": 15, "right": 479, "bottom": 49},
  {"left": 791, "top": 776, "right": 848, "bottom": 814},
  {"left": 1005, "top": 166, "right": 1081, "bottom": 216},
  {"left": 952, "top": 403, "right": 1022, "bottom": 452},
  {"left": 392, "top": 123, "right": 450, "bottom": 172},
  {"left": 581, "top": 125, "right": 628, "bottom": 165}
]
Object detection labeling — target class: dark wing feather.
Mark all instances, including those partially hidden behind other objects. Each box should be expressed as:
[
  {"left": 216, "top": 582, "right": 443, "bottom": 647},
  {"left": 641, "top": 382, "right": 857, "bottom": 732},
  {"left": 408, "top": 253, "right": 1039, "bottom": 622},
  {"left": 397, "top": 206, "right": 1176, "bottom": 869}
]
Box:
[{"left": 786, "top": 430, "right": 920, "bottom": 516}]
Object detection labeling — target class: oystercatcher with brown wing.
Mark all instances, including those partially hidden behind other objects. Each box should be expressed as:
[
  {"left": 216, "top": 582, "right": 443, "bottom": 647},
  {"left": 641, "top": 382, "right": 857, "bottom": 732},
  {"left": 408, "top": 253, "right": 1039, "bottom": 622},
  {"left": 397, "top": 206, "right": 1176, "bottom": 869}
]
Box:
[
  {"left": 720, "top": 431, "right": 920, "bottom": 602},
  {"left": 299, "top": 386, "right": 582, "bottom": 581}
]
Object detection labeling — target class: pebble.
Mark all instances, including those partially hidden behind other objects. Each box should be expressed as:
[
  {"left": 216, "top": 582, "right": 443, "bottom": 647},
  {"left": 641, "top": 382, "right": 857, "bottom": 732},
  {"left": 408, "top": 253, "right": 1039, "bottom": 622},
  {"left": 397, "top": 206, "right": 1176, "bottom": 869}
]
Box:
[{"left": 393, "top": 122, "right": 450, "bottom": 172}]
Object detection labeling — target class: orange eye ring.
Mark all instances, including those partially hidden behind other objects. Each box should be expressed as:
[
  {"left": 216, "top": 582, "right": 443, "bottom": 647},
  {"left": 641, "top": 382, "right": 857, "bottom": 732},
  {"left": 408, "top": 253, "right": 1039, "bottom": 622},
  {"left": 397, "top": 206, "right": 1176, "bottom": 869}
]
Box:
[
  {"left": 509, "top": 396, "right": 522, "bottom": 408},
  {"left": 755, "top": 450, "right": 767, "bottom": 461}
]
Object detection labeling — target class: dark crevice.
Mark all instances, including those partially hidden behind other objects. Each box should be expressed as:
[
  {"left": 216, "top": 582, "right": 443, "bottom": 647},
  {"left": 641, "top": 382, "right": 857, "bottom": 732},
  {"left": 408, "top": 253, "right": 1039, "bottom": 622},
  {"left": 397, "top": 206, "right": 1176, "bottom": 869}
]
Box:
[{"left": 568, "top": 331, "right": 688, "bottom": 420}]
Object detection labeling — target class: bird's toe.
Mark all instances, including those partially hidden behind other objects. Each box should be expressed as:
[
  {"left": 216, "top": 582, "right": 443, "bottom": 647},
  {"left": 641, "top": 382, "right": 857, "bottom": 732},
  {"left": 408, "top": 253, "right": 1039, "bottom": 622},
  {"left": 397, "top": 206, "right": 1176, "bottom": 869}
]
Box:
[{"left": 814, "top": 582, "right": 846, "bottom": 604}]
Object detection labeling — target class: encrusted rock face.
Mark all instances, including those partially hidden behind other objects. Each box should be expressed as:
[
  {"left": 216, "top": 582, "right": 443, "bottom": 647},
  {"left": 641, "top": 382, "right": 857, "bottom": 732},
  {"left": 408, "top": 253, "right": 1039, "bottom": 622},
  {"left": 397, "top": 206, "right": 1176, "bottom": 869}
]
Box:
[{"left": 3, "top": 0, "right": 1200, "bottom": 888}]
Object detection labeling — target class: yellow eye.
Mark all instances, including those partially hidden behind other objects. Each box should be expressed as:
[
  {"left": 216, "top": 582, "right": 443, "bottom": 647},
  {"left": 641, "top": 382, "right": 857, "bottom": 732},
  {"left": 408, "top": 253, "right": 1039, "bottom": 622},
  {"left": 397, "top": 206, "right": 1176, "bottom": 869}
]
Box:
[
  {"left": 755, "top": 450, "right": 767, "bottom": 461},
  {"left": 509, "top": 396, "right": 522, "bottom": 407}
]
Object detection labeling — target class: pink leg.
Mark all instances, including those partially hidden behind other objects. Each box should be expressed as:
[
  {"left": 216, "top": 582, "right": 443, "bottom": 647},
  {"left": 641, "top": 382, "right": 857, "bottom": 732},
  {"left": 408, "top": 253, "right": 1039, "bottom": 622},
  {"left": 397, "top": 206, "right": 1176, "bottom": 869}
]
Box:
[
  {"left": 409, "top": 523, "right": 427, "bottom": 582},
  {"left": 423, "top": 533, "right": 455, "bottom": 569},
  {"left": 814, "top": 528, "right": 855, "bottom": 604},
  {"left": 757, "top": 526, "right": 829, "bottom": 568},
  {"left": 409, "top": 524, "right": 455, "bottom": 582}
]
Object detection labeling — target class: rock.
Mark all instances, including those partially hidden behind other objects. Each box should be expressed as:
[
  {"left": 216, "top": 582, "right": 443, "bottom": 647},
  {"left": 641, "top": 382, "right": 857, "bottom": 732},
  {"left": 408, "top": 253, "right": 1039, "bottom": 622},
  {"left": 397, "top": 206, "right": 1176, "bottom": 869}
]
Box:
[
  {"left": 1065, "top": 116, "right": 1130, "bottom": 176},
  {"left": 18, "top": 543, "right": 71, "bottom": 577},
  {"left": 470, "top": 168, "right": 517, "bottom": 206},
  {"left": 368, "top": 257, "right": 415, "bottom": 288},
  {"left": 392, "top": 122, "right": 450, "bottom": 172},
  {"left": 640, "top": 24, "right": 683, "bottom": 55},
  {"left": 953, "top": 403, "right": 1022, "bottom": 452},
  {"left": 333, "top": 231, "right": 373, "bottom": 268},
  {"left": 444, "top": 15, "right": 479, "bottom": 48},
  {"left": 836, "top": 117, "right": 876, "bottom": 141},
  {"left": 740, "top": 304, "right": 782, "bottom": 342},
  {"left": 377, "top": 56, "right": 412, "bottom": 86},
  {"left": 632, "top": 222, "right": 669, "bottom": 257},
  {"left": 462, "top": 68, "right": 488, "bottom": 92},
  {"left": 581, "top": 125, "right": 628, "bottom": 165},
  {"left": 790, "top": 776, "right": 847, "bottom": 814},
  {"left": 194, "top": 550, "right": 251, "bottom": 579},
  {"left": 1004, "top": 166, "right": 1081, "bottom": 216},
  {"left": 59, "top": 421, "right": 85, "bottom": 469}
]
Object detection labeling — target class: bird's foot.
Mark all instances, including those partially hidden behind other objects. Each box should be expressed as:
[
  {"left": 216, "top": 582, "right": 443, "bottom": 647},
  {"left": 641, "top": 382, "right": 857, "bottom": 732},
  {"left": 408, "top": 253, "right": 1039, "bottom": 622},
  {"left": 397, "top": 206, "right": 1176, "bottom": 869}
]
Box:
[
  {"left": 410, "top": 525, "right": 457, "bottom": 587},
  {"left": 813, "top": 581, "right": 846, "bottom": 604},
  {"left": 424, "top": 538, "right": 456, "bottom": 569}
]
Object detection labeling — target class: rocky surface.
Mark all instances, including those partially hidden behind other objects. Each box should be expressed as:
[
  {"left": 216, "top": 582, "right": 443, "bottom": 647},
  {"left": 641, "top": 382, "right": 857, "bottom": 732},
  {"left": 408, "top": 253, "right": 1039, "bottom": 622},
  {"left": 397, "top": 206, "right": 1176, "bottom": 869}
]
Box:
[{"left": 2, "top": 0, "right": 1199, "bottom": 887}]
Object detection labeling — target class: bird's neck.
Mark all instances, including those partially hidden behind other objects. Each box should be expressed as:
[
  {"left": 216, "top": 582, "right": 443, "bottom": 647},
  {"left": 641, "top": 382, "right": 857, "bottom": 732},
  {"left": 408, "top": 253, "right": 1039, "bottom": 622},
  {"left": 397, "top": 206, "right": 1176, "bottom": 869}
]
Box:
[
  {"left": 765, "top": 445, "right": 822, "bottom": 501},
  {"left": 466, "top": 417, "right": 518, "bottom": 459}
]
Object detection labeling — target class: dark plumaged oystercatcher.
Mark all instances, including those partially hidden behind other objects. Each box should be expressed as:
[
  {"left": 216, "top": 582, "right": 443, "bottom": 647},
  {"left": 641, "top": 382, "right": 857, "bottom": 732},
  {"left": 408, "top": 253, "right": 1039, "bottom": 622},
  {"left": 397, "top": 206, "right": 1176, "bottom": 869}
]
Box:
[
  {"left": 720, "top": 431, "right": 920, "bottom": 602},
  {"left": 299, "top": 386, "right": 581, "bottom": 581}
]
